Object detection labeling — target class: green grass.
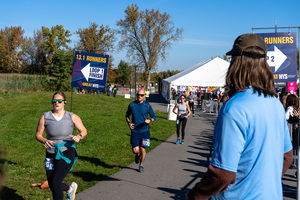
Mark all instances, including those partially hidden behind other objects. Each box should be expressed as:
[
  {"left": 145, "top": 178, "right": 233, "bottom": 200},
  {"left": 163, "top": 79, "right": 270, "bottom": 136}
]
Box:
[{"left": 0, "top": 92, "right": 175, "bottom": 200}]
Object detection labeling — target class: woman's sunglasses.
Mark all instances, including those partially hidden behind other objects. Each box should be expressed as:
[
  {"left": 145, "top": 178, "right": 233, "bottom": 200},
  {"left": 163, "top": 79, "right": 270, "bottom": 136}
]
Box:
[{"left": 52, "top": 99, "right": 64, "bottom": 104}]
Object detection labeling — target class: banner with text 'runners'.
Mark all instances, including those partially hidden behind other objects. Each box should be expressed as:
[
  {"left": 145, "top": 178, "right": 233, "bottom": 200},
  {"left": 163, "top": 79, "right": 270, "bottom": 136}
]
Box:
[
  {"left": 71, "top": 51, "right": 109, "bottom": 91},
  {"left": 256, "top": 32, "right": 297, "bottom": 83}
]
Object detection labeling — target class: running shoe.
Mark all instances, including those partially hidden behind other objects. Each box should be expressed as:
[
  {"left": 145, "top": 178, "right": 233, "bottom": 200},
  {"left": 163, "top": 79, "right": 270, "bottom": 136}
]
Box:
[
  {"left": 66, "top": 182, "right": 77, "bottom": 200},
  {"left": 139, "top": 166, "right": 144, "bottom": 173},
  {"left": 176, "top": 139, "right": 180, "bottom": 144},
  {"left": 135, "top": 154, "right": 139, "bottom": 164},
  {"left": 181, "top": 141, "right": 185, "bottom": 144}
]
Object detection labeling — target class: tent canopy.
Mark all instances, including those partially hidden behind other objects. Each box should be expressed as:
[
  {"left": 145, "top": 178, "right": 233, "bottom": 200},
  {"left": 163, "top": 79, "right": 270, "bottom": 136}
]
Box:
[
  {"left": 163, "top": 57, "right": 230, "bottom": 87},
  {"left": 161, "top": 57, "right": 230, "bottom": 101}
]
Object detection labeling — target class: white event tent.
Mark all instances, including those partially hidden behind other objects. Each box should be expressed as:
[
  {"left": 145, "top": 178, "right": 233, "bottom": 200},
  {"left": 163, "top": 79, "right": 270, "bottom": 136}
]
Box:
[{"left": 162, "top": 57, "right": 230, "bottom": 101}]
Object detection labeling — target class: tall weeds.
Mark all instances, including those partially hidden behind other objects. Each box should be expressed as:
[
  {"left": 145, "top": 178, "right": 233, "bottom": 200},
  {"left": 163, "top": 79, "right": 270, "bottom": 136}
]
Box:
[{"left": 0, "top": 74, "right": 49, "bottom": 93}]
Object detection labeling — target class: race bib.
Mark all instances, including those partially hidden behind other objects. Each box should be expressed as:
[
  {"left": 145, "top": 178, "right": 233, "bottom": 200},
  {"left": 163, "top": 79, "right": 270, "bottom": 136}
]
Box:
[
  {"left": 141, "top": 138, "right": 150, "bottom": 148},
  {"left": 45, "top": 158, "right": 54, "bottom": 170}
]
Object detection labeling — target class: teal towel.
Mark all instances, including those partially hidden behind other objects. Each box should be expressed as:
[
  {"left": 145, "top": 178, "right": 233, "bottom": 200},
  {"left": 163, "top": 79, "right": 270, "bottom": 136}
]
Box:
[{"left": 53, "top": 141, "right": 78, "bottom": 171}]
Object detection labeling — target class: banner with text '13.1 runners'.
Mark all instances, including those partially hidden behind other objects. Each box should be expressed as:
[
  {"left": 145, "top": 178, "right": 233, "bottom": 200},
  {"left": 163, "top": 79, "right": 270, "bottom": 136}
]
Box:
[
  {"left": 71, "top": 51, "right": 109, "bottom": 91},
  {"left": 256, "top": 32, "right": 297, "bottom": 83}
]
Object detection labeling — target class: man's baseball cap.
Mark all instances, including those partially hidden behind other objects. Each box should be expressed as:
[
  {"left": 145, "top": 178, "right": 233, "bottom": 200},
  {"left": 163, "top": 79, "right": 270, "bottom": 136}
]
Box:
[{"left": 226, "top": 33, "right": 267, "bottom": 57}]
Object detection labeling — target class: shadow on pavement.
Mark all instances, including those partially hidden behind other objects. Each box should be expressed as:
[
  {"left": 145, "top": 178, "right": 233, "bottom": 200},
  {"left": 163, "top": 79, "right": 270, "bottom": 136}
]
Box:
[
  {"left": 283, "top": 183, "right": 296, "bottom": 199},
  {"left": 157, "top": 126, "right": 213, "bottom": 199},
  {"left": 103, "top": 173, "right": 159, "bottom": 188},
  {"left": 156, "top": 187, "right": 189, "bottom": 200},
  {"left": 79, "top": 156, "right": 122, "bottom": 169},
  {"left": 149, "top": 94, "right": 168, "bottom": 104},
  {"left": 71, "top": 156, "right": 122, "bottom": 182},
  {"left": 72, "top": 171, "right": 108, "bottom": 182}
]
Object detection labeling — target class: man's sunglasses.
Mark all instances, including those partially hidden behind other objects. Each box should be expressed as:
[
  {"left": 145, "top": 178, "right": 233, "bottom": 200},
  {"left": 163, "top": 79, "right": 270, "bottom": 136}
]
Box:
[
  {"left": 137, "top": 94, "right": 145, "bottom": 97},
  {"left": 52, "top": 99, "right": 64, "bottom": 103}
]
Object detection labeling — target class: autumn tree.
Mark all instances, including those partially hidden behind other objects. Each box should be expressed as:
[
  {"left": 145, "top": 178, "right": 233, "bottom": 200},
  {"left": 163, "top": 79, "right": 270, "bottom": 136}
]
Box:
[
  {"left": 41, "top": 25, "right": 71, "bottom": 74},
  {"left": 116, "top": 4, "right": 183, "bottom": 88},
  {"left": 0, "top": 26, "right": 25, "bottom": 73},
  {"left": 223, "top": 55, "right": 229, "bottom": 61},
  {"left": 152, "top": 72, "right": 161, "bottom": 83},
  {"left": 160, "top": 69, "right": 181, "bottom": 79},
  {"left": 22, "top": 29, "right": 46, "bottom": 73},
  {"left": 75, "top": 22, "right": 115, "bottom": 54},
  {"left": 76, "top": 22, "right": 116, "bottom": 72}
]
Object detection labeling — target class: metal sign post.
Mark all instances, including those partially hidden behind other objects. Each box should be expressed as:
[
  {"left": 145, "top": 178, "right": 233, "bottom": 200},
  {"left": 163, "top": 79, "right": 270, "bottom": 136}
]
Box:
[{"left": 135, "top": 65, "right": 137, "bottom": 100}]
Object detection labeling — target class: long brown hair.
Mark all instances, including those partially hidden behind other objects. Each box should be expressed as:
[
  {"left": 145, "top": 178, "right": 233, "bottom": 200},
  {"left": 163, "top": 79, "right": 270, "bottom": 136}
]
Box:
[
  {"left": 286, "top": 94, "right": 298, "bottom": 109},
  {"left": 226, "top": 46, "right": 276, "bottom": 97}
]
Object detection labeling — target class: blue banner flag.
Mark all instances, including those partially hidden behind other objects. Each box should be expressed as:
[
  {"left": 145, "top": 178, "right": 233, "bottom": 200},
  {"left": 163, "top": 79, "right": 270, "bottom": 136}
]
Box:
[
  {"left": 256, "top": 32, "right": 297, "bottom": 83},
  {"left": 71, "top": 51, "right": 109, "bottom": 91}
]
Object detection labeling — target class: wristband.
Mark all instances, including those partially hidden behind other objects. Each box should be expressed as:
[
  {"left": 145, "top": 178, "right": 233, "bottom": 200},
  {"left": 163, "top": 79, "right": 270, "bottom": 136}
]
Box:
[{"left": 79, "top": 134, "right": 83, "bottom": 138}]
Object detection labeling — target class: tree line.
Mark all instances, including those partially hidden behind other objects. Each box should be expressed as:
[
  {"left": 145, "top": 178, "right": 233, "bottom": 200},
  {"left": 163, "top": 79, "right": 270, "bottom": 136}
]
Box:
[
  {"left": 0, "top": 22, "right": 116, "bottom": 74},
  {"left": 0, "top": 4, "right": 183, "bottom": 91},
  {"left": 0, "top": 23, "right": 115, "bottom": 91}
]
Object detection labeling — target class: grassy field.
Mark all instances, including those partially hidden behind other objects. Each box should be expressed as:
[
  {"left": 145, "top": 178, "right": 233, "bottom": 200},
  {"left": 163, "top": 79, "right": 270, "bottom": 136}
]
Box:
[{"left": 0, "top": 91, "right": 175, "bottom": 200}]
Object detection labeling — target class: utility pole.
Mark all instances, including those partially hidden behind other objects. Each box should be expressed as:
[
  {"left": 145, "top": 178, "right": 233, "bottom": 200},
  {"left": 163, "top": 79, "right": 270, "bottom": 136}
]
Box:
[
  {"left": 135, "top": 65, "right": 137, "bottom": 100},
  {"left": 129, "top": 68, "right": 132, "bottom": 97}
]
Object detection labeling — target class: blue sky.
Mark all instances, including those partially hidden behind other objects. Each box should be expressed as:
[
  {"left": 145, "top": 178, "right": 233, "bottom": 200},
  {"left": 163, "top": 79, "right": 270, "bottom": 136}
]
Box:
[{"left": 0, "top": 0, "right": 299, "bottom": 72}]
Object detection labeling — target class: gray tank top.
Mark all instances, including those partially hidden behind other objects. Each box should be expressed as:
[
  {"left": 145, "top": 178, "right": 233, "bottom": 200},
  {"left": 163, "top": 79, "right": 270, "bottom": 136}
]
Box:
[
  {"left": 177, "top": 103, "right": 187, "bottom": 115},
  {"left": 44, "top": 111, "right": 74, "bottom": 154}
]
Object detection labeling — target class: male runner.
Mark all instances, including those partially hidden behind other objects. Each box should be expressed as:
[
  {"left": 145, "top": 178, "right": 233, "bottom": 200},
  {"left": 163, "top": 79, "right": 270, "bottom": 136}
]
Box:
[{"left": 126, "top": 89, "right": 157, "bottom": 173}]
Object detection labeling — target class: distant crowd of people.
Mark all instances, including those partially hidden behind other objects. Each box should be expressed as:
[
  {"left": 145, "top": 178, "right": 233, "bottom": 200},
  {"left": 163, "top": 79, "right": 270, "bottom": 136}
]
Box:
[
  {"left": 171, "top": 89, "right": 230, "bottom": 113},
  {"left": 279, "top": 89, "right": 299, "bottom": 166},
  {"left": 172, "top": 89, "right": 229, "bottom": 104},
  {"left": 106, "top": 83, "right": 118, "bottom": 97}
]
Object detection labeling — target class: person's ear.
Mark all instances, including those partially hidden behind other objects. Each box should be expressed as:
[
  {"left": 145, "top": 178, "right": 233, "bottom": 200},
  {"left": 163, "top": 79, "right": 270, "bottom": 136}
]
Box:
[{"left": 64, "top": 101, "right": 67, "bottom": 104}]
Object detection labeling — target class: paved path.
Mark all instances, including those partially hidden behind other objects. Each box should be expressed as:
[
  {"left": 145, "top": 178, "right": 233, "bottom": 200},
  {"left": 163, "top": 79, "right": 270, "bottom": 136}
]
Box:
[{"left": 76, "top": 93, "right": 297, "bottom": 200}]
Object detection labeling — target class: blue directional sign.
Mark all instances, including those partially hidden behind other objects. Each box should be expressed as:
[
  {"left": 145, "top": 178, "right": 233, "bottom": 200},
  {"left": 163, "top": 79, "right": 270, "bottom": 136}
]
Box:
[
  {"left": 256, "top": 32, "right": 297, "bottom": 82},
  {"left": 71, "top": 51, "right": 109, "bottom": 91}
]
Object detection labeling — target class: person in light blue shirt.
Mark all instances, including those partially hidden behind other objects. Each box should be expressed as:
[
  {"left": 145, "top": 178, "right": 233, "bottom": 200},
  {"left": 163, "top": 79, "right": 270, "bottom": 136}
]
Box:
[{"left": 187, "top": 34, "right": 293, "bottom": 200}]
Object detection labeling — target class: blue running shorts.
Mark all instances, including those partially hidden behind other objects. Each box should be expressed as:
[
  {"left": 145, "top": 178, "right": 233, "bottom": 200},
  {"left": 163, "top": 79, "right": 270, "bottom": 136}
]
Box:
[{"left": 131, "top": 131, "right": 150, "bottom": 148}]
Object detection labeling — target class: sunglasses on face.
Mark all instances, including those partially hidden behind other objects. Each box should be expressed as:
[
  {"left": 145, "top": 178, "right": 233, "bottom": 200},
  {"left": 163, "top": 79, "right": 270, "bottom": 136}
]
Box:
[
  {"left": 181, "top": 97, "right": 185, "bottom": 99},
  {"left": 52, "top": 99, "right": 64, "bottom": 104},
  {"left": 137, "top": 94, "right": 145, "bottom": 97}
]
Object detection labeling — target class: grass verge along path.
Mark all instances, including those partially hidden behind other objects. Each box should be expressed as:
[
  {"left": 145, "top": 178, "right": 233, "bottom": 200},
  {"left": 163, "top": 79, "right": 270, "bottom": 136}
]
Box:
[{"left": 0, "top": 92, "right": 175, "bottom": 200}]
